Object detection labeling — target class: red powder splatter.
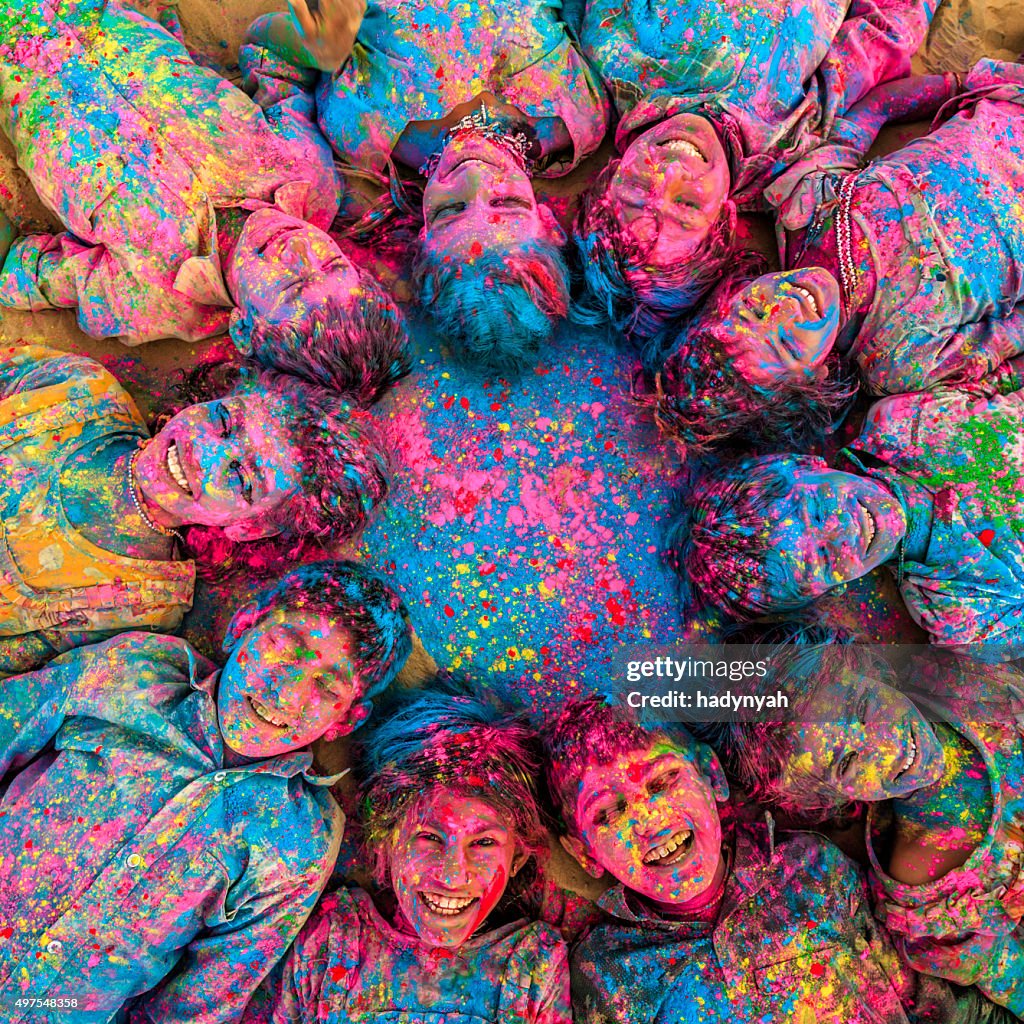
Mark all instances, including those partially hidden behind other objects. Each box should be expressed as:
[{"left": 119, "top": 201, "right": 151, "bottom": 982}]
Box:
[{"left": 979, "top": 528, "right": 996, "bottom": 547}]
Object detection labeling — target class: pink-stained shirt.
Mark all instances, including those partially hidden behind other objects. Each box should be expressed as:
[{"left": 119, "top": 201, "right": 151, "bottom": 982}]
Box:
[
  {"left": 253, "top": 886, "right": 571, "bottom": 1023},
  {"left": 0, "top": 0, "right": 340, "bottom": 343},
  {"left": 0, "top": 632, "right": 345, "bottom": 1022}
]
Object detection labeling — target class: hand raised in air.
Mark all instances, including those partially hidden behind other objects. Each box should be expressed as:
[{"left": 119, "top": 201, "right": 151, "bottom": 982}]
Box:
[{"left": 288, "top": 0, "right": 367, "bottom": 72}]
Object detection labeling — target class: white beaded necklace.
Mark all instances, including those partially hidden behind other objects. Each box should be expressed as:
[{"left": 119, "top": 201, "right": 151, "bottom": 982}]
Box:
[{"left": 128, "top": 445, "right": 182, "bottom": 542}]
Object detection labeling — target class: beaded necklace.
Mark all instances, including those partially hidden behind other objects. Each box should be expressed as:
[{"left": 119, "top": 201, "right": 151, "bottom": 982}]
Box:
[{"left": 128, "top": 445, "right": 182, "bottom": 542}]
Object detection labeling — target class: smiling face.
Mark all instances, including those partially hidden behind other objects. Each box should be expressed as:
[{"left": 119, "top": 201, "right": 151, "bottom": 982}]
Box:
[
  {"left": 135, "top": 393, "right": 303, "bottom": 539},
  {"left": 230, "top": 208, "right": 364, "bottom": 327},
  {"left": 387, "top": 793, "right": 525, "bottom": 949},
  {"left": 217, "top": 606, "right": 362, "bottom": 755},
  {"left": 421, "top": 135, "right": 565, "bottom": 258},
  {"left": 716, "top": 269, "right": 842, "bottom": 388},
  {"left": 780, "top": 666, "right": 945, "bottom": 803},
  {"left": 765, "top": 469, "right": 907, "bottom": 600},
  {"left": 572, "top": 738, "right": 724, "bottom": 907},
  {"left": 608, "top": 114, "right": 730, "bottom": 267}
]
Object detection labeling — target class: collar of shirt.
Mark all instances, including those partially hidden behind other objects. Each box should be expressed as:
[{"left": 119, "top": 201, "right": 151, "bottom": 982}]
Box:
[{"left": 594, "top": 820, "right": 772, "bottom": 934}]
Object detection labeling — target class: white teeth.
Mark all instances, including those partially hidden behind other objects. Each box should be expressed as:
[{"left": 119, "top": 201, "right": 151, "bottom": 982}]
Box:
[
  {"left": 166, "top": 443, "right": 191, "bottom": 495},
  {"left": 787, "top": 284, "right": 820, "bottom": 318},
  {"left": 643, "top": 829, "right": 693, "bottom": 865},
  {"left": 248, "top": 696, "right": 290, "bottom": 729},
  {"left": 662, "top": 139, "right": 704, "bottom": 160},
  {"left": 896, "top": 733, "right": 917, "bottom": 777},
  {"left": 861, "top": 502, "right": 877, "bottom": 550},
  {"left": 421, "top": 892, "right": 476, "bottom": 916}
]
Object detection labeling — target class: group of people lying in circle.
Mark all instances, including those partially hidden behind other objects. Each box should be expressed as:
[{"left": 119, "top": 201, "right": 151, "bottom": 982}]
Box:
[{"left": 1, "top": 0, "right": 1024, "bottom": 1019}]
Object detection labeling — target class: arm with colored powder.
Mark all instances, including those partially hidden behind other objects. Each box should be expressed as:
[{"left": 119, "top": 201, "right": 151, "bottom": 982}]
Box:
[
  {"left": 0, "top": 654, "right": 75, "bottom": 774},
  {"left": 0, "top": 344, "right": 108, "bottom": 399},
  {"left": 244, "top": 0, "right": 365, "bottom": 74},
  {"left": 818, "top": 0, "right": 942, "bottom": 121},
  {"left": 131, "top": 780, "right": 345, "bottom": 1024},
  {"left": 828, "top": 72, "right": 964, "bottom": 154},
  {"left": 261, "top": 896, "right": 346, "bottom": 1024},
  {"left": 863, "top": 307, "right": 1024, "bottom": 395},
  {"left": 527, "top": 937, "right": 573, "bottom": 1024},
  {"left": 765, "top": 73, "right": 962, "bottom": 242}
]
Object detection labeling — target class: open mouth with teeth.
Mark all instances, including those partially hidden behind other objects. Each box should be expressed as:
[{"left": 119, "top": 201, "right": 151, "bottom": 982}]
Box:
[
  {"left": 893, "top": 725, "right": 918, "bottom": 783},
  {"left": 859, "top": 499, "right": 878, "bottom": 554},
  {"left": 419, "top": 891, "right": 478, "bottom": 917},
  {"left": 642, "top": 828, "right": 694, "bottom": 867},
  {"left": 166, "top": 441, "right": 194, "bottom": 497},
  {"left": 247, "top": 695, "right": 290, "bottom": 730},
  {"left": 660, "top": 138, "right": 706, "bottom": 162},
  {"left": 778, "top": 281, "right": 827, "bottom": 325}
]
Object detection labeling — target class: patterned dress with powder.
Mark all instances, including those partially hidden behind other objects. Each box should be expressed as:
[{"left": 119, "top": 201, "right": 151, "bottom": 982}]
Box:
[{"left": 0, "top": 345, "right": 194, "bottom": 673}]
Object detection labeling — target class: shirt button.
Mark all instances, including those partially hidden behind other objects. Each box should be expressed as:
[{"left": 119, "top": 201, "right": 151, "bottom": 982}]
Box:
[
  {"left": 47, "top": 940, "right": 62, "bottom": 954},
  {"left": 126, "top": 854, "right": 143, "bottom": 868},
  {"left": 214, "top": 772, "right": 227, "bottom": 782}
]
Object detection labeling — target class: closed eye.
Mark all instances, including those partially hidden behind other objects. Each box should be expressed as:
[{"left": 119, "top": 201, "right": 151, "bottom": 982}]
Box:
[
  {"left": 216, "top": 401, "right": 232, "bottom": 439},
  {"left": 647, "top": 769, "right": 679, "bottom": 795},
  {"left": 836, "top": 750, "right": 858, "bottom": 777},
  {"left": 428, "top": 201, "right": 467, "bottom": 225},
  {"left": 489, "top": 196, "right": 533, "bottom": 210},
  {"left": 593, "top": 800, "right": 626, "bottom": 827},
  {"left": 230, "top": 459, "right": 254, "bottom": 505}
]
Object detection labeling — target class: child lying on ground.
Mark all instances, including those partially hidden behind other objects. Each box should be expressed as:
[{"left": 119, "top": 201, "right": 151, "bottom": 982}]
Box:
[
  {"left": 656, "top": 60, "right": 1024, "bottom": 451},
  {"left": 246, "top": 0, "right": 608, "bottom": 373},
  {"left": 0, "top": 345, "right": 390, "bottom": 675},
  {"left": 670, "top": 380, "right": 1024, "bottom": 650},
  {"left": 718, "top": 643, "right": 1024, "bottom": 1013},
  {"left": 0, "top": 560, "right": 411, "bottom": 1022},
  {"left": 0, "top": 0, "right": 408, "bottom": 396},
  {"left": 572, "top": 0, "right": 942, "bottom": 350},
  {"left": 542, "top": 695, "right": 990, "bottom": 1022},
  {"left": 253, "top": 684, "right": 570, "bottom": 1023}
]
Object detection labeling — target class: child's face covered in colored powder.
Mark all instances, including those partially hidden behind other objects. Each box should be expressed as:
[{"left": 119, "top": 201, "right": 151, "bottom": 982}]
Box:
[
  {"left": 573, "top": 738, "right": 724, "bottom": 907},
  {"left": 716, "top": 269, "right": 841, "bottom": 387},
  {"left": 763, "top": 469, "right": 907, "bottom": 602},
  {"left": 137, "top": 393, "right": 302, "bottom": 538},
  {"left": 388, "top": 793, "right": 524, "bottom": 949},
  {"left": 421, "top": 135, "right": 565, "bottom": 258},
  {"left": 609, "top": 114, "right": 730, "bottom": 266},
  {"left": 230, "top": 208, "right": 364, "bottom": 325},
  {"left": 780, "top": 665, "right": 945, "bottom": 803},
  {"left": 218, "top": 606, "right": 361, "bottom": 755}
]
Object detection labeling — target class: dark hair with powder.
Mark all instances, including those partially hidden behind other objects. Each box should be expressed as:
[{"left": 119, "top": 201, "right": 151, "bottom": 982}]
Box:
[
  {"left": 241, "top": 285, "right": 411, "bottom": 404},
  {"left": 667, "top": 453, "right": 827, "bottom": 622},
  {"left": 653, "top": 274, "right": 856, "bottom": 454}
]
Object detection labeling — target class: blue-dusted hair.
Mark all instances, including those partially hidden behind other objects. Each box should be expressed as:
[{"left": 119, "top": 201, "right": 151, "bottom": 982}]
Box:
[
  {"left": 572, "top": 156, "right": 739, "bottom": 355},
  {"left": 667, "top": 453, "right": 828, "bottom": 622},
  {"left": 413, "top": 241, "right": 570, "bottom": 375},
  {"left": 357, "top": 681, "right": 547, "bottom": 882},
  {"left": 222, "top": 559, "right": 412, "bottom": 704}
]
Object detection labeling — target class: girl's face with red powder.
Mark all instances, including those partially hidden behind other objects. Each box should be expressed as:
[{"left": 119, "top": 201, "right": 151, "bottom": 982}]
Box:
[{"left": 388, "top": 793, "right": 525, "bottom": 949}]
